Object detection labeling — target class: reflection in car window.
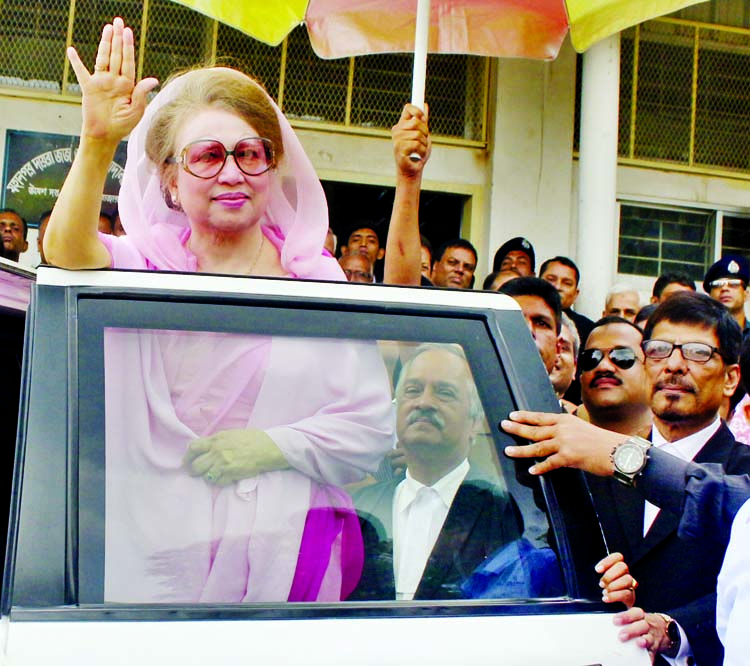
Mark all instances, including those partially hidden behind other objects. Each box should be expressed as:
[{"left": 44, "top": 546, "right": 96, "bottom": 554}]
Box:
[
  {"left": 350, "top": 343, "right": 562, "bottom": 601},
  {"left": 103, "top": 327, "right": 394, "bottom": 603},
  {"left": 102, "top": 331, "right": 561, "bottom": 605}
]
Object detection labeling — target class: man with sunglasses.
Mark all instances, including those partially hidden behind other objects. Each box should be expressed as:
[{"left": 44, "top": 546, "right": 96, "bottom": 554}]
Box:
[
  {"left": 703, "top": 255, "right": 750, "bottom": 337},
  {"left": 579, "top": 316, "right": 651, "bottom": 437},
  {"left": 503, "top": 292, "right": 750, "bottom": 666}
]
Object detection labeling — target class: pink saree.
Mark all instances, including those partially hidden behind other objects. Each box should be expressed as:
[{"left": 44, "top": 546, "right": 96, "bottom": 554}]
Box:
[{"left": 99, "top": 68, "right": 394, "bottom": 603}]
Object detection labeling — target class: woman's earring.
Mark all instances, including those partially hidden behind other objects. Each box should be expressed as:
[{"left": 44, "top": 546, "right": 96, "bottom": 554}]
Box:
[{"left": 166, "top": 188, "right": 183, "bottom": 212}]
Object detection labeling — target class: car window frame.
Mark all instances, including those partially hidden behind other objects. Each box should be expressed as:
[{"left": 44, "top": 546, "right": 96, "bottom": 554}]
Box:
[{"left": 4, "top": 269, "right": 609, "bottom": 620}]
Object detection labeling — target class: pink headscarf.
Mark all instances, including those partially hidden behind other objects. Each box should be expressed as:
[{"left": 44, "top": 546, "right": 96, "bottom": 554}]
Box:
[{"left": 115, "top": 67, "right": 343, "bottom": 280}]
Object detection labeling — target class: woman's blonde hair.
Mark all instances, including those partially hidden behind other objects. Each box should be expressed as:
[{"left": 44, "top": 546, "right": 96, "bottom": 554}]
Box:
[{"left": 145, "top": 67, "right": 284, "bottom": 208}]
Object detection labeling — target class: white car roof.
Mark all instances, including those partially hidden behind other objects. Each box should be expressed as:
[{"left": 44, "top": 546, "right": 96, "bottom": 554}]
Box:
[{"left": 36, "top": 266, "right": 521, "bottom": 312}]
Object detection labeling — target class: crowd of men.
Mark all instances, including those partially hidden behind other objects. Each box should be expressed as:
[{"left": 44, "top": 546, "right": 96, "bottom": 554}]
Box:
[
  {"left": 327, "top": 195, "right": 750, "bottom": 663},
  {"left": 487, "top": 252, "right": 750, "bottom": 665},
  {"left": 5, "top": 125, "right": 750, "bottom": 663},
  {"left": 326, "top": 144, "right": 750, "bottom": 662},
  {"left": 0, "top": 207, "right": 123, "bottom": 264}
]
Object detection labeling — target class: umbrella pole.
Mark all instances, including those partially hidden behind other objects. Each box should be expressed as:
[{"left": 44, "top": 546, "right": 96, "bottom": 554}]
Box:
[
  {"left": 409, "top": 0, "right": 430, "bottom": 162},
  {"left": 411, "top": 0, "right": 430, "bottom": 109}
]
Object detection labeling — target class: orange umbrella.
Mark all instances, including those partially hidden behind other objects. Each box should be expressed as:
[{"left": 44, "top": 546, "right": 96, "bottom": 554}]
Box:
[{"left": 171, "top": 0, "right": 707, "bottom": 106}]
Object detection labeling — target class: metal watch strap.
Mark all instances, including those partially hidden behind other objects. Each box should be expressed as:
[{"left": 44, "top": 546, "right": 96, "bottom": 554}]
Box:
[{"left": 612, "top": 435, "right": 651, "bottom": 487}]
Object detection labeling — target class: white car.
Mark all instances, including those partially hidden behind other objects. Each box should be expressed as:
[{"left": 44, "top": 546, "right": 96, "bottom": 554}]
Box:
[{"left": 1, "top": 265, "right": 648, "bottom": 665}]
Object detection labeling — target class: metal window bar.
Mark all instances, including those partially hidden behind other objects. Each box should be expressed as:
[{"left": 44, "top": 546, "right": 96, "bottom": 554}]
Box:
[
  {"left": 0, "top": 0, "right": 488, "bottom": 147},
  {"left": 618, "top": 203, "right": 714, "bottom": 280},
  {"left": 622, "top": 18, "right": 750, "bottom": 178},
  {"left": 574, "top": 17, "right": 750, "bottom": 181},
  {"left": 721, "top": 214, "right": 750, "bottom": 261}
]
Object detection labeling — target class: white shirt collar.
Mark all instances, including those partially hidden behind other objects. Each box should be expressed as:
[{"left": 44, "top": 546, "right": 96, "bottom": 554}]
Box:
[
  {"left": 396, "top": 459, "right": 470, "bottom": 514},
  {"left": 644, "top": 417, "right": 722, "bottom": 537},
  {"left": 651, "top": 416, "right": 722, "bottom": 462}
]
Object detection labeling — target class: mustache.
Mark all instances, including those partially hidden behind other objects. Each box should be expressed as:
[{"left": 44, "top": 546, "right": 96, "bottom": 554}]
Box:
[
  {"left": 406, "top": 408, "right": 445, "bottom": 429},
  {"left": 655, "top": 377, "right": 696, "bottom": 393},
  {"left": 590, "top": 371, "right": 622, "bottom": 387}
]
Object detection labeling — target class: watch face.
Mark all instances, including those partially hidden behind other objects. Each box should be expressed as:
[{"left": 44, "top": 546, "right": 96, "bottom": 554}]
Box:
[{"left": 614, "top": 442, "right": 645, "bottom": 474}]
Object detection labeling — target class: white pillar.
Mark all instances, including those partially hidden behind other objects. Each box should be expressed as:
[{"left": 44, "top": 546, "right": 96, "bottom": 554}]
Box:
[
  {"left": 575, "top": 34, "right": 620, "bottom": 319},
  {"left": 487, "top": 44, "right": 577, "bottom": 282}
]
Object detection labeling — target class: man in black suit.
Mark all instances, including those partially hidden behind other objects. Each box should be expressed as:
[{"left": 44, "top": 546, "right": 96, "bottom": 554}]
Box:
[
  {"left": 351, "top": 344, "right": 521, "bottom": 601},
  {"left": 503, "top": 292, "right": 750, "bottom": 666}
]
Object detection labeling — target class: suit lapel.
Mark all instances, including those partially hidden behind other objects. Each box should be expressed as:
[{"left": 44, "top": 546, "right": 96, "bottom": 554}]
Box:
[
  {"left": 415, "top": 485, "right": 483, "bottom": 599},
  {"left": 693, "top": 422, "right": 733, "bottom": 466},
  {"left": 633, "top": 423, "right": 734, "bottom": 560},
  {"left": 610, "top": 481, "right": 647, "bottom": 557},
  {"left": 635, "top": 501, "right": 679, "bottom": 560}
]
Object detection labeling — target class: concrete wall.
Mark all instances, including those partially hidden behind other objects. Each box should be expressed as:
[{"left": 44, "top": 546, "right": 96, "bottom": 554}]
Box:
[
  {"left": 3, "top": 92, "right": 492, "bottom": 272},
  {"left": 613, "top": 164, "right": 750, "bottom": 311},
  {"left": 487, "top": 42, "right": 578, "bottom": 281},
  {"left": 0, "top": 45, "right": 580, "bottom": 284},
  {"left": 4, "top": 45, "right": 750, "bottom": 309},
  {"left": 0, "top": 94, "right": 82, "bottom": 268}
]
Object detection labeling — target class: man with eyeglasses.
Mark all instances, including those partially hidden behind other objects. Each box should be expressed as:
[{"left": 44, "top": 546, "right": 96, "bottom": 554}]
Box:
[
  {"left": 549, "top": 313, "right": 579, "bottom": 413},
  {"left": 502, "top": 292, "right": 750, "bottom": 666},
  {"left": 704, "top": 255, "right": 750, "bottom": 337},
  {"left": 579, "top": 316, "right": 651, "bottom": 437},
  {"left": 338, "top": 253, "right": 374, "bottom": 284}
]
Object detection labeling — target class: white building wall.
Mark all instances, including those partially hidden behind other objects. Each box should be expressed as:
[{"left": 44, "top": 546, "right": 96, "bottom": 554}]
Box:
[
  {"left": 0, "top": 95, "right": 82, "bottom": 268},
  {"left": 0, "top": 46, "right": 579, "bottom": 281},
  {"left": 4, "top": 44, "right": 750, "bottom": 313},
  {"left": 1, "top": 92, "right": 492, "bottom": 273},
  {"left": 612, "top": 164, "right": 750, "bottom": 312},
  {"left": 487, "top": 42, "right": 578, "bottom": 282},
  {"left": 567, "top": 163, "right": 750, "bottom": 318}
]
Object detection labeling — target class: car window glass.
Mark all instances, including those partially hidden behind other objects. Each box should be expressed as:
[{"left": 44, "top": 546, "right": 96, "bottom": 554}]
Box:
[{"left": 96, "top": 324, "right": 561, "bottom": 605}]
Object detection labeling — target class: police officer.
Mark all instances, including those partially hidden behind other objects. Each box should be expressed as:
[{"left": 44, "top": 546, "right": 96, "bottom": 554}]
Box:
[{"left": 704, "top": 255, "right": 750, "bottom": 336}]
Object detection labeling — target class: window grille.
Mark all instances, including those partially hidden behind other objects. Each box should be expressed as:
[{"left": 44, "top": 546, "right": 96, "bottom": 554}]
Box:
[
  {"left": 0, "top": 0, "right": 69, "bottom": 91},
  {"left": 0, "top": 0, "right": 488, "bottom": 145},
  {"left": 721, "top": 215, "right": 750, "bottom": 260},
  {"left": 618, "top": 204, "right": 714, "bottom": 281},
  {"left": 576, "top": 18, "right": 750, "bottom": 180}
]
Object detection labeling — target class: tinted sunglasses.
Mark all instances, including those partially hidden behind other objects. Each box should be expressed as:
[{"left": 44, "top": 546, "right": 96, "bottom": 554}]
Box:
[
  {"left": 579, "top": 347, "right": 639, "bottom": 372},
  {"left": 169, "top": 137, "right": 274, "bottom": 179}
]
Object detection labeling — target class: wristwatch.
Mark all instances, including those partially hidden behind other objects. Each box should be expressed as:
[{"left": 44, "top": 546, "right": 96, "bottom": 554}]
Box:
[
  {"left": 654, "top": 612, "right": 681, "bottom": 658},
  {"left": 612, "top": 435, "right": 651, "bottom": 487}
]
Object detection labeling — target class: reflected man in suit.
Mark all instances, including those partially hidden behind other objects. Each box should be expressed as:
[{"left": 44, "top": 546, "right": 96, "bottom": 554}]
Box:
[{"left": 351, "top": 344, "right": 521, "bottom": 601}]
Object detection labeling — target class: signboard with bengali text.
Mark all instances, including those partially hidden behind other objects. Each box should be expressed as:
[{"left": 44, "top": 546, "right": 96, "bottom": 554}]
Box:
[{"left": 2, "top": 130, "right": 126, "bottom": 228}]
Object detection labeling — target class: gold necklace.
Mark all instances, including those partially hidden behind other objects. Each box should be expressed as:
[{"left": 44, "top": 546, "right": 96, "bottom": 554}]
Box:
[{"left": 248, "top": 234, "right": 265, "bottom": 275}]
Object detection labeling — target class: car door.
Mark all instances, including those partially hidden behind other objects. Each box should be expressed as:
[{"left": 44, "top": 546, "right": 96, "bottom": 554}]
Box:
[{"left": 2, "top": 267, "right": 649, "bottom": 665}]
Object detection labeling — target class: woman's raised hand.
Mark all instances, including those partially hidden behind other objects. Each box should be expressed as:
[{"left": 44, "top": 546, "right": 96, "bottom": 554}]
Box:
[{"left": 67, "top": 17, "right": 159, "bottom": 145}]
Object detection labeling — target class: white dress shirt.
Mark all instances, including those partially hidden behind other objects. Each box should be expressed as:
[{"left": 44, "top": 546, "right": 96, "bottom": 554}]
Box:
[
  {"left": 717, "top": 498, "right": 750, "bottom": 666},
  {"left": 645, "top": 417, "right": 722, "bottom": 666},
  {"left": 392, "top": 459, "right": 469, "bottom": 601},
  {"left": 645, "top": 417, "right": 722, "bottom": 534}
]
